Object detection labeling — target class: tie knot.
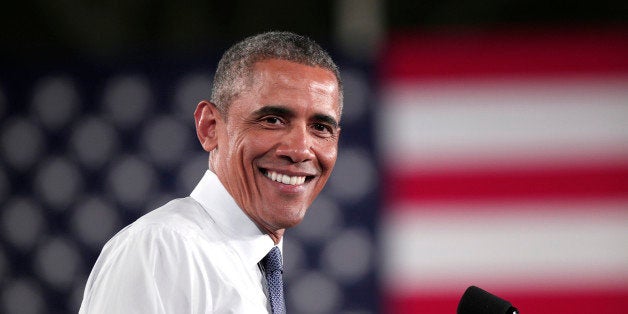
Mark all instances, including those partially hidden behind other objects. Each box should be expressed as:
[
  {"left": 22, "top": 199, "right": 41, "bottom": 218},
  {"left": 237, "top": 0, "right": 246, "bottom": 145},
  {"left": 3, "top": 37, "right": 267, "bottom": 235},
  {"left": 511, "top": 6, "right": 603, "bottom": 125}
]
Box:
[{"left": 263, "top": 246, "right": 283, "bottom": 273}]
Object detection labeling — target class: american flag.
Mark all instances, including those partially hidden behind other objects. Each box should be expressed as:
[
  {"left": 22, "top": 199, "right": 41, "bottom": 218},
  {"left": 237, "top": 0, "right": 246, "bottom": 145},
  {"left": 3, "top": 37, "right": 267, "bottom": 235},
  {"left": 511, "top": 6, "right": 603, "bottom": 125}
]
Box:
[{"left": 377, "top": 28, "right": 628, "bottom": 313}]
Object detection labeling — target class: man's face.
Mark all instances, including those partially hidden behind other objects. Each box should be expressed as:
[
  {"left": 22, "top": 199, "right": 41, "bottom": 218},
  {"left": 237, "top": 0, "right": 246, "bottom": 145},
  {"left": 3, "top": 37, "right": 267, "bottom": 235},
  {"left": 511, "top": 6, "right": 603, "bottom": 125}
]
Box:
[{"left": 210, "top": 59, "right": 341, "bottom": 238}]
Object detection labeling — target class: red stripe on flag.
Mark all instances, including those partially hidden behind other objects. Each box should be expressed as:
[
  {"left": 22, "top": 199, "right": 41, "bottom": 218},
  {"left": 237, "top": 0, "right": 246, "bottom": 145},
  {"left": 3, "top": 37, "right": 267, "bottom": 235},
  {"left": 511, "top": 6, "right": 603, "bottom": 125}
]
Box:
[
  {"left": 384, "top": 164, "right": 628, "bottom": 204},
  {"left": 378, "top": 28, "right": 628, "bottom": 81},
  {"left": 385, "top": 290, "right": 628, "bottom": 314}
]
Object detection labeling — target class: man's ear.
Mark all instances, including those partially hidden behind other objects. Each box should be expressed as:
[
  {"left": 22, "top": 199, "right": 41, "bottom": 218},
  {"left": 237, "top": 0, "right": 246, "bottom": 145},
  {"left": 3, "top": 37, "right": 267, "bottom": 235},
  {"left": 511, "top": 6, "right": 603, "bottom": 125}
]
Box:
[{"left": 194, "top": 100, "right": 221, "bottom": 152}]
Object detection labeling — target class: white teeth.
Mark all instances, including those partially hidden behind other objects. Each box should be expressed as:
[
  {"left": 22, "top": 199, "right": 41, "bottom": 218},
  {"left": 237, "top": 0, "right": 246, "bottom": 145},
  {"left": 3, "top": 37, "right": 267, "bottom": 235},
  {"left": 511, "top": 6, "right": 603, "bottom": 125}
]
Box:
[
  {"left": 281, "top": 175, "right": 290, "bottom": 184},
  {"left": 264, "top": 170, "right": 307, "bottom": 186}
]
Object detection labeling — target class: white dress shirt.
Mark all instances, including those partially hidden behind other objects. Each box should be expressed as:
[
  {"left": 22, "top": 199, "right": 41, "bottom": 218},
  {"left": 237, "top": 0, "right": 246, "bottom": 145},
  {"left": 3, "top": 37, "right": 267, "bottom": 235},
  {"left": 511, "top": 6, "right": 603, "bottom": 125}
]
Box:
[{"left": 80, "top": 170, "right": 280, "bottom": 314}]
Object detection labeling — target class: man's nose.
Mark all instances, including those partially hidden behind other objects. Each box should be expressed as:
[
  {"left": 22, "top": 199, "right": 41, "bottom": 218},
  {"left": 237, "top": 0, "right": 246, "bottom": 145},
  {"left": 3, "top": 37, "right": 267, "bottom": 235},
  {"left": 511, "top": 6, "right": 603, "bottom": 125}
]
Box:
[{"left": 276, "top": 125, "right": 315, "bottom": 163}]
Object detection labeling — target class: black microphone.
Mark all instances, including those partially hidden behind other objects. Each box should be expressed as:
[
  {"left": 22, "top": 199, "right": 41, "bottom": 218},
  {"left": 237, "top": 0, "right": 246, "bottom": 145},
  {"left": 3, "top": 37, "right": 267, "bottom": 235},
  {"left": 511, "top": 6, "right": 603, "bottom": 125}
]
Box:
[{"left": 457, "top": 286, "right": 519, "bottom": 314}]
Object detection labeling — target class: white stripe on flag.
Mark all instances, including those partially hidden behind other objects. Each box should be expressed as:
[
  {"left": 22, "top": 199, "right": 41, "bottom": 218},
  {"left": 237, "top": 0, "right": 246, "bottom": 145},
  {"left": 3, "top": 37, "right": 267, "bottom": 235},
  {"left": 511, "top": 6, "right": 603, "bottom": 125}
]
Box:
[
  {"left": 382, "top": 199, "right": 628, "bottom": 296},
  {"left": 378, "top": 76, "right": 628, "bottom": 171}
]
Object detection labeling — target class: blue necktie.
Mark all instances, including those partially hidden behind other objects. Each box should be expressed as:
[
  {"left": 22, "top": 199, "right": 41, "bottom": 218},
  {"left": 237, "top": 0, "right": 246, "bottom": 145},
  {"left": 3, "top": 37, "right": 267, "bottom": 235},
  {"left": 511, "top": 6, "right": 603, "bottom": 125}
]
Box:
[{"left": 262, "top": 246, "right": 286, "bottom": 314}]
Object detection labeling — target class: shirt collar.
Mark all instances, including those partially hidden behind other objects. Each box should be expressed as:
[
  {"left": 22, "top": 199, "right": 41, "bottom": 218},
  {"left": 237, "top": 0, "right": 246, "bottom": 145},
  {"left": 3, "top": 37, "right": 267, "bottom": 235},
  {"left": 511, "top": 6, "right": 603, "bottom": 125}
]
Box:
[{"left": 190, "top": 170, "right": 281, "bottom": 266}]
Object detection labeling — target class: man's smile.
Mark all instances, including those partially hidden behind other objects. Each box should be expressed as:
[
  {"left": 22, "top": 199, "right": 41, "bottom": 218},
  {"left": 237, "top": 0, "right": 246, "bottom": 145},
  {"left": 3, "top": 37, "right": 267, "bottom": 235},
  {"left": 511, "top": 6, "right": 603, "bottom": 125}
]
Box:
[{"left": 261, "top": 169, "right": 313, "bottom": 186}]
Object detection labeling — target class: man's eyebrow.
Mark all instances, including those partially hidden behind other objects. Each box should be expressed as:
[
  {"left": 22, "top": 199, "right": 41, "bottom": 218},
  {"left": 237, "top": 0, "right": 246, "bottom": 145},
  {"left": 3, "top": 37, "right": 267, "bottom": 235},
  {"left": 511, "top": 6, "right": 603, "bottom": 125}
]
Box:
[
  {"left": 251, "top": 105, "right": 339, "bottom": 128},
  {"left": 312, "top": 114, "right": 339, "bottom": 129},
  {"left": 251, "top": 106, "right": 294, "bottom": 118}
]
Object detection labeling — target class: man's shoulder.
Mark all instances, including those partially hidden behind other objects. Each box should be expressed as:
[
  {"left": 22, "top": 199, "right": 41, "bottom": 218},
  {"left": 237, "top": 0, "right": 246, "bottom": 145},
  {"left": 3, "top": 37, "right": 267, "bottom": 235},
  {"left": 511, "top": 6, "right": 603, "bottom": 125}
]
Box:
[
  {"left": 142, "top": 197, "right": 210, "bottom": 228},
  {"left": 107, "top": 196, "right": 223, "bottom": 248}
]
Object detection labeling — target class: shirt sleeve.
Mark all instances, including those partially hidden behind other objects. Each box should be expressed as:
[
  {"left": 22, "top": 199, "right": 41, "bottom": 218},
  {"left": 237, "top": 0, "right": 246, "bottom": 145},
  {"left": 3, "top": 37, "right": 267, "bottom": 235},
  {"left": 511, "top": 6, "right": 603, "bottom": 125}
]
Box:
[{"left": 80, "top": 224, "right": 210, "bottom": 314}]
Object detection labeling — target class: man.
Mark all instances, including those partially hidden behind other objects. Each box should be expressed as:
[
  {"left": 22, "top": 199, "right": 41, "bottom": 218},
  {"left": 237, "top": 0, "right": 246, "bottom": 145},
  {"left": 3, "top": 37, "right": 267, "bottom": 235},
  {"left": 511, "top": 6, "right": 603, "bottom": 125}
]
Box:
[{"left": 79, "top": 31, "right": 343, "bottom": 313}]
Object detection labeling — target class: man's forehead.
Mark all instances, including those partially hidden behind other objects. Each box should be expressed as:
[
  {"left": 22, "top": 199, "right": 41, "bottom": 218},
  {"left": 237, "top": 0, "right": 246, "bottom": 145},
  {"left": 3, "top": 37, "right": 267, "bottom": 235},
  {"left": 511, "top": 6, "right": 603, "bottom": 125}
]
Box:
[
  {"left": 231, "top": 59, "right": 341, "bottom": 119},
  {"left": 250, "top": 58, "right": 337, "bottom": 80}
]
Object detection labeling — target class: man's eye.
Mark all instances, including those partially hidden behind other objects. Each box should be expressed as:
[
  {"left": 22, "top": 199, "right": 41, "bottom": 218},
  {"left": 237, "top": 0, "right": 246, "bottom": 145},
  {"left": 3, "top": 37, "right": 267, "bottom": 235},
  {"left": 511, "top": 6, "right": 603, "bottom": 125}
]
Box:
[
  {"left": 313, "top": 123, "right": 332, "bottom": 133},
  {"left": 263, "top": 117, "right": 281, "bottom": 124}
]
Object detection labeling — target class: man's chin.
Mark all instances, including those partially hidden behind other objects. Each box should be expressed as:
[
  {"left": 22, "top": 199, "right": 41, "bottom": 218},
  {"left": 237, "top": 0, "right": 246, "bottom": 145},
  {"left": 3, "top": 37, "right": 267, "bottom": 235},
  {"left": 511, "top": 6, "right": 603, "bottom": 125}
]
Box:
[{"left": 274, "top": 208, "right": 307, "bottom": 229}]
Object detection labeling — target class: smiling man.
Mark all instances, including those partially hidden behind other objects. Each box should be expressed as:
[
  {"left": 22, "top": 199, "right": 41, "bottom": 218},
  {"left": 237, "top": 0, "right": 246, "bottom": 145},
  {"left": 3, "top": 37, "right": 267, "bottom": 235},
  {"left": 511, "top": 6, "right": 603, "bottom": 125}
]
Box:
[{"left": 80, "top": 32, "right": 343, "bottom": 314}]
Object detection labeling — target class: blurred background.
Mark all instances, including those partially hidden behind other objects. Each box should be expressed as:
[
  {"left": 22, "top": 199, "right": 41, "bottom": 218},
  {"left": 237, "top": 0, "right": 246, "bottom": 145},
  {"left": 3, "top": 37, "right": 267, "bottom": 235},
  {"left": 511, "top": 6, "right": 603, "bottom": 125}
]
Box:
[{"left": 1, "top": 1, "right": 627, "bottom": 313}]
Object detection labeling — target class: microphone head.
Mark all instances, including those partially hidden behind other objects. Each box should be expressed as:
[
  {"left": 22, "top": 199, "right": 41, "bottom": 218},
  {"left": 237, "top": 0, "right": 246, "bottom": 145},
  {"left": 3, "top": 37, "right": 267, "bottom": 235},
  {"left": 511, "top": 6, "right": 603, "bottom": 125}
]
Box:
[{"left": 457, "top": 286, "right": 518, "bottom": 314}]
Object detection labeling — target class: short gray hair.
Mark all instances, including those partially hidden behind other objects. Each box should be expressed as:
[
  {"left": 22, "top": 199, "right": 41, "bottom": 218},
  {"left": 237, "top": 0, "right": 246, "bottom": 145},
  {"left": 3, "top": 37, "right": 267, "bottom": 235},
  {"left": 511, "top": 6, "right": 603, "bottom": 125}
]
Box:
[{"left": 210, "top": 31, "right": 343, "bottom": 115}]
